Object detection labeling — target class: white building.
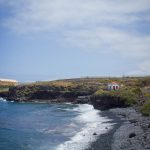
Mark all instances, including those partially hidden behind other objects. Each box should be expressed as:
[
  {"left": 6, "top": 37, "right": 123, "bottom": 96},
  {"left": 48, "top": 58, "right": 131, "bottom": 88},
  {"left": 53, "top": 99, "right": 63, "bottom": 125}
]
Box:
[
  {"left": 107, "top": 82, "right": 120, "bottom": 90},
  {"left": 0, "top": 78, "right": 18, "bottom": 83}
]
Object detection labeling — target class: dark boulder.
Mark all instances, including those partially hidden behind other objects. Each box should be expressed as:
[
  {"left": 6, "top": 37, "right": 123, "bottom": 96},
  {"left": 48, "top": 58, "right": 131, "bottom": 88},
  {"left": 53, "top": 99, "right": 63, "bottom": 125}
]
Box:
[
  {"left": 129, "top": 133, "right": 136, "bottom": 138},
  {"left": 93, "top": 132, "right": 97, "bottom": 135}
]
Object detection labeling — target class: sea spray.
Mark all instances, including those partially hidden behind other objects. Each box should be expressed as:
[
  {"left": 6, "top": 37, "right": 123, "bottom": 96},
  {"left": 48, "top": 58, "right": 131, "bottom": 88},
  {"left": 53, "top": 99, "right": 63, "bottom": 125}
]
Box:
[
  {"left": 57, "top": 104, "right": 114, "bottom": 150},
  {"left": 0, "top": 97, "right": 6, "bottom": 102}
]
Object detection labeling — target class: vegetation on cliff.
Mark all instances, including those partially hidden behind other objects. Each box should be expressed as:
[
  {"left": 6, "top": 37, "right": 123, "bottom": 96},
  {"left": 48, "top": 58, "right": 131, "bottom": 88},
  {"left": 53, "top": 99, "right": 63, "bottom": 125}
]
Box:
[
  {"left": 7, "top": 79, "right": 99, "bottom": 101},
  {"left": 94, "top": 89, "right": 137, "bottom": 106},
  {"left": 92, "top": 77, "right": 150, "bottom": 113},
  {"left": 141, "top": 100, "right": 150, "bottom": 116},
  {"left": 0, "top": 76, "right": 150, "bottom": 115},
  {"left": 0, "top": 80, "right": 16, "bottom": 92},
  {"left": 0, "top": 80, "right": 17, "bottom": 98}
]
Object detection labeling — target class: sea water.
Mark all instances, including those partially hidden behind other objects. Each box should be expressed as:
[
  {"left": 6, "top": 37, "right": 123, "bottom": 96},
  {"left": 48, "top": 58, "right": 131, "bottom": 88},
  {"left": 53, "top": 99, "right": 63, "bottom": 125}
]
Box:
[{"left": 0, "top": 99, "right": 114, "bottom": 150}]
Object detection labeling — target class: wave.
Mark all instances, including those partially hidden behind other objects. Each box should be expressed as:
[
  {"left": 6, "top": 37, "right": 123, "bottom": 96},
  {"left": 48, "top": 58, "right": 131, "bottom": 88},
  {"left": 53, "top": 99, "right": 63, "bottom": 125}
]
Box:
[
  {"left": 0, "top": 97, "right": 7, "bottom": 102},
  {"left": 0, "top": 98, "right": 14, "bottom": 103},
  {"left": 56, "top": 104, "right": 114, "bottom": 150}
]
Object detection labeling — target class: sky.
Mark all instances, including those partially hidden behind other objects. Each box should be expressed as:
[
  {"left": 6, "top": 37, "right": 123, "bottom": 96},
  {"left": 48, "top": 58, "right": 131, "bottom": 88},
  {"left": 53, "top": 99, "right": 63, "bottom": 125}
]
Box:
[{"left": 0, "top": 0, "right": 150, "bottom": 82}]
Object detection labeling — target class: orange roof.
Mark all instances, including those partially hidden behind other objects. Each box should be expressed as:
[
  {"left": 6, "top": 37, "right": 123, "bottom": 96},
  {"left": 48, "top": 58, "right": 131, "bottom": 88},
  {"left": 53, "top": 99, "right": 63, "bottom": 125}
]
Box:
[{"left": 111, "top": 82, "right": 119, "bottom": 84}]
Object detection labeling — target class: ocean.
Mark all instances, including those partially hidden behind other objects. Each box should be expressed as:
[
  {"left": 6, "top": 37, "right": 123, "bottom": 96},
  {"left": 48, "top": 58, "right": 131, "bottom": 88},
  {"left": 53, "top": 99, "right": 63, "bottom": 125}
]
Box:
[{"left": 0, "top": 98, "right": 114, "bottom": 150}]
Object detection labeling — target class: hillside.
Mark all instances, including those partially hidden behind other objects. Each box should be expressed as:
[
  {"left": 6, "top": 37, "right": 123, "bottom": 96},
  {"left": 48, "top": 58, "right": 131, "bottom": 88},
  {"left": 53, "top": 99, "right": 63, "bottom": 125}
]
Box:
[
  {"left": 0, "top": 76, "right": 150, "bottom": 116},
  {"left": 0, "top": 79, "right": 18, "bottom": 92}
]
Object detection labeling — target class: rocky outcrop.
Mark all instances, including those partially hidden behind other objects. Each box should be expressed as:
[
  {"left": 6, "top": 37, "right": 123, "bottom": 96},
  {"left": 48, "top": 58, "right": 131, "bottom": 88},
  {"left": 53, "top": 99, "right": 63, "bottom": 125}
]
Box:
[
  {"left": 91, "top": 95, "right": 127, "bottom": 110},
  {"left": 2, "top": 85, "right": 130, "bottom": 110},
  {"left": 75, "top": 95, "right": 91, "bottom": 104},
  {"left": 5, "top": 86, "right": 129, "bottom": 109},
  {"left": 5, "top": 85, "right": 95, "bottom": 103},
  {"left": 0, "top": 91, "right": 9, "bottom": 99}
]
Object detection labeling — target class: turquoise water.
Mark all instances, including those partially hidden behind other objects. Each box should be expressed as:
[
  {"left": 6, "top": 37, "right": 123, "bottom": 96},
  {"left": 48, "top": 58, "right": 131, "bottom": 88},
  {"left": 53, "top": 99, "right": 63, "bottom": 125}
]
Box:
[{"left": 0, "top": 99, "right": 113, "bottom": 150}]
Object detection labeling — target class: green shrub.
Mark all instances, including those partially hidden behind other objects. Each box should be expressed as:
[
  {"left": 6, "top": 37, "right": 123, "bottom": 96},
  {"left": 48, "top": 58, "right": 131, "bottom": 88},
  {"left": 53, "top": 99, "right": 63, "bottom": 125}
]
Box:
[
  {"left": 131, "top": 87, "right": 142, "bottom": 95},
  {"left": 141, "top": 100, "right": 150, "bottom": 116},
  {"left": 0, "top": 87, "right": 9, "bottom": 92},
  {"left": 94, "top": 89, "right": 107, "bottom": 95},
  {"left": 119, "top": 89, "right": 137, "bottom": 106},
  {"left": 94, "top": 88, "right": 137, "bottom": 106},
  {"left": 144, "top": 93, "right": 150, "bottom": 98}
]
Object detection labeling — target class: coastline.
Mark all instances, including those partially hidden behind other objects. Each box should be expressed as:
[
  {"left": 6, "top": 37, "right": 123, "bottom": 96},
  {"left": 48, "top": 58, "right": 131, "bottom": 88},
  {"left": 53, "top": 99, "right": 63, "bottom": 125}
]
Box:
[
  {"left": 87, "top": 107, "right": 150, "bottom": 150},
  {"left": 0, "top": 98, "right": 150, "bottom": 150},
  {"left": 86, "top": 110, "right": 123, "bottom": 150}
]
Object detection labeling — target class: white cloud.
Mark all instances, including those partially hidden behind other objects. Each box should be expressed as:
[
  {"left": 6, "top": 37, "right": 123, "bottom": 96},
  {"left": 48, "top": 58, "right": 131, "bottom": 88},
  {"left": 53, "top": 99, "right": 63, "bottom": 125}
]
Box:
[
  {"left": 64, "top": 27, "right": 150, "bottom": 59},
  {"left": 3, "top": 0, "right": 150, "bottom": 32},
  {"left": 1, "top": 0, "right": 150, "bottom": 75}
]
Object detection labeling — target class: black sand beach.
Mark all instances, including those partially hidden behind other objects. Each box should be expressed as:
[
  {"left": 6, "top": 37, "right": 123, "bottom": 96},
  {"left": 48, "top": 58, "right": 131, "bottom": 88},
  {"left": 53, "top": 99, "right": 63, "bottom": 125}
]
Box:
[
  {"left": 86, "top": 110, "right": 123, "bottom": 150},
  {"left": 87, "top": 107, "right": 150, "bottom": 150}
]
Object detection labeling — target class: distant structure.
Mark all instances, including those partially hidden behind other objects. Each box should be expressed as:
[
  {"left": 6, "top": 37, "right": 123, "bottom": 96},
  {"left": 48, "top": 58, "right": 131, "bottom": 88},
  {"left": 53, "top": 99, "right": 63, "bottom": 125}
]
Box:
[
  {"left": 107, "top": 82, "right": 120, "bottom": 90},
  {"left": 0, "top": 78, "right": 18, "bottom": 83}
]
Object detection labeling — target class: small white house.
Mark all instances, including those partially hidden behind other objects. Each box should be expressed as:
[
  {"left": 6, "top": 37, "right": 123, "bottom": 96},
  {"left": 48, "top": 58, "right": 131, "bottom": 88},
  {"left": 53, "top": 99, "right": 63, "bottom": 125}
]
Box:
[{"left": 107, "top": 82, "right": 120, "bottom": 90}]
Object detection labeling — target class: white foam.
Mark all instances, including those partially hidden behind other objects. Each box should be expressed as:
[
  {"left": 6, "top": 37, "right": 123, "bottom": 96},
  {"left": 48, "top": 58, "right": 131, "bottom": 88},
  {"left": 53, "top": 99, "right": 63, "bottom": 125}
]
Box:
[
  {"left": 56, "top": 104, "right": 115, "bottom": 150},
  {"left": 0, "top": 97, "right": 6, "bottom": 102}
]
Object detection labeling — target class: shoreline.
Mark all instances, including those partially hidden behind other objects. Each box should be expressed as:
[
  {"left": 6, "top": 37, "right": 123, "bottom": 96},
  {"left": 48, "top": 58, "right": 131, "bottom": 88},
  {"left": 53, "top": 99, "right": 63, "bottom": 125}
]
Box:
[
  {"left": 1, "top": 99, "right": 150, "bottom": 150},
  {"left": 86, "top": 109, "right": 123, "bottom": 150},
  {"left": 87, "top": 107, "right": 150, "bottom": 150}
]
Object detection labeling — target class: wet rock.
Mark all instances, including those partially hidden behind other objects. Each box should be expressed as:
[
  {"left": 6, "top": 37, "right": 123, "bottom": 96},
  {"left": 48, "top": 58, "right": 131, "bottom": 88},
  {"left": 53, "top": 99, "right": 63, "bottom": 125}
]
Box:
[
  {"left": 129, "top": 119, "right": 137, "bottom": 124},
  {"left": 129, "top": 133, "right": 136, "bottom": 138},
  {"left": 93, "top": 133, "right": 97, "bottom": 135}
]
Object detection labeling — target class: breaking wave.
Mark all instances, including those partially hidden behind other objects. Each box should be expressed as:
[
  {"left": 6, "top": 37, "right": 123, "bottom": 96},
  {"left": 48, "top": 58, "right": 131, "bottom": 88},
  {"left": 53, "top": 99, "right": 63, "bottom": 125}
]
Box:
[{"left": 57, "top": 104, "right": 114, "bottom": 150}]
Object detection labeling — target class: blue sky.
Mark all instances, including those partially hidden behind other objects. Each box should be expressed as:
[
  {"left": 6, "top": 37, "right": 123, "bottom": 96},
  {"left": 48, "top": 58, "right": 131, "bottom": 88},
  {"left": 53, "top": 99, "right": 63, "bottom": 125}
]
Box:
[{"left": 0, "top": 0, "right": 150, "bottom": 82}]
